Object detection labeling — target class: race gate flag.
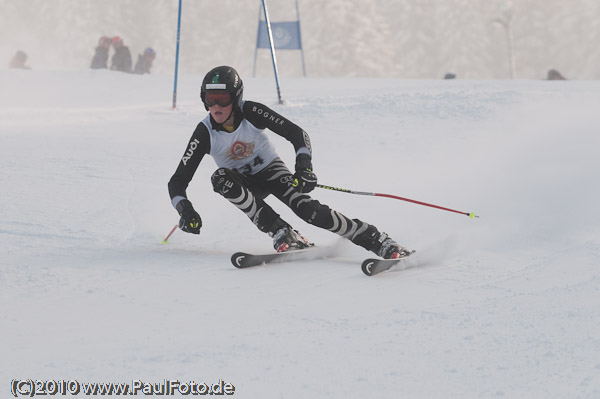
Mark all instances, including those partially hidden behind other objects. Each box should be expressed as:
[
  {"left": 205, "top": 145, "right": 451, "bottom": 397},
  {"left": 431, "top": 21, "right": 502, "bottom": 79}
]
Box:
[
  {"left": 253, "top": 0, "right": 306, "bottom": 78},
  {"left": 256, "top": 21, "right": 302, "bottom": 50}
]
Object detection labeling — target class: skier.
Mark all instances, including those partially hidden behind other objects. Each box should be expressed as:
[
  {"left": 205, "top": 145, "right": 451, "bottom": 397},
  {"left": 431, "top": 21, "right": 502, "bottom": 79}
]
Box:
[
  {"left": 133, "top": 47, "right": 156, "bottom": 75},
  {"left": 110, "top": 36, "right": 132, "bottom": 73},
  {"left": 90, "top": 36, "right": 111, "bottom": 69},
  {"left": 168, "top": 66, "right": 410, "bottom": 259}
]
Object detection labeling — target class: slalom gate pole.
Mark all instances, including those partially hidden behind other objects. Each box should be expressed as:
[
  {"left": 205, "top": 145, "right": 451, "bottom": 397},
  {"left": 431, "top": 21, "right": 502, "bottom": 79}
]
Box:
[
  {"left": 317, "top": 184, "right": 479, "bottom": 219},
  {"left": 162, "top": 224, "right": 178, "bottom": 244},
  {"left": 171, "top": 0, "right": 183, "bottom": 110},
  {"left": 261, "top": 0, "right": 284, "bottom": 104}
]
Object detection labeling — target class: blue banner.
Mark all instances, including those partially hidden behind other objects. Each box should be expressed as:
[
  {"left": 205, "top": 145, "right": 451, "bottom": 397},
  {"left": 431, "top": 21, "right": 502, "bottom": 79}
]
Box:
[{"left": 256, "top": 21, "right": 302, "bottom": 50}]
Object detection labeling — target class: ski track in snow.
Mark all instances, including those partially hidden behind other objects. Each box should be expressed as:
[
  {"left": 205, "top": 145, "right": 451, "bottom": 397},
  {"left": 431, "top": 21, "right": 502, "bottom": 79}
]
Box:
[{"left": 2, "top": 70, "right": 600, "bottom": 398}]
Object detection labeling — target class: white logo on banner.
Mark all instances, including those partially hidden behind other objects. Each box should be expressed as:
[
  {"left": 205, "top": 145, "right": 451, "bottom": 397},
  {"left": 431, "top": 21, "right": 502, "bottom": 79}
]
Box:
[{"left": 272, "top": 26, "right": 292, "bottom": 47}]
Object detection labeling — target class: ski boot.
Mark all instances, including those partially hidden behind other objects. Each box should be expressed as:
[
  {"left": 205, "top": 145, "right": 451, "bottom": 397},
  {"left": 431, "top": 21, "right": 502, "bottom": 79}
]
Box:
[
  {"left": 270, "top": 225, "right": 312, "bottom": 252},
  {"left": 376, "top": 233, "right": 412, "bottom": 259},
  {"left": 351, "top": 223, "right": 412, "bottom": 260}
]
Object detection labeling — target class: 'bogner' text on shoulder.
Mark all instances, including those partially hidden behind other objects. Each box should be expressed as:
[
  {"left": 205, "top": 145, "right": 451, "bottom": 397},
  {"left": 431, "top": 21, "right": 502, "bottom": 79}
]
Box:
[{"left": 252, "top": 106, "right": 285, "bottom": 125}]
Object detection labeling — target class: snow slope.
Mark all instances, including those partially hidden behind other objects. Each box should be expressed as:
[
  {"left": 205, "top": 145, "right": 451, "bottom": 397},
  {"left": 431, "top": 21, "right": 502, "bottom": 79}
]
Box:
[{"left": 2, "top": 69, "right": 600, "bottom": 398}]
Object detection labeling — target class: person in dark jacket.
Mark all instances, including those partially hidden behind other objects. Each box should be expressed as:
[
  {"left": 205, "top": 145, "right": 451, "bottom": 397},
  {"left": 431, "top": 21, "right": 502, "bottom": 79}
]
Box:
[
  {"left": 546, "top": 69, "right": 566, "bottom": 80},
  {"left": 9, "top": 50, "right": 30, "bottom": 69},
  {"left": 110, "top": 36, "right": 132, "bottom": 73},
  {"left": 90, "top": 36, "right": 111, "bottom": 69},
  {"left": 133, "top": 48, "right": 156, "bottom": 74},
  {"left": 168, "top": 66, "right": 411, "bottom": 259}
]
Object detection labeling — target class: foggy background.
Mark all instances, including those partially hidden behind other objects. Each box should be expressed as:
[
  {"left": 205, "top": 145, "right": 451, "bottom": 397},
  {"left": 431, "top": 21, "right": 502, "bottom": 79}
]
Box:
[{"left": 1, "top": 0, "right": 599, "bottom": 80}]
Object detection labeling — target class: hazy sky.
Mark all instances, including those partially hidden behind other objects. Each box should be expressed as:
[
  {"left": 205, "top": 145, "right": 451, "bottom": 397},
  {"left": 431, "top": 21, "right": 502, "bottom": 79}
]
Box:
[{"left": 1, "top": 0, "right": 599, "bottom": 79}]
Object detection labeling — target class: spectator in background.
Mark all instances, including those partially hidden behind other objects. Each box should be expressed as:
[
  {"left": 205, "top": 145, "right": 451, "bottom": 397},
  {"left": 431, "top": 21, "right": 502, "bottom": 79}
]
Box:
[
  {"left": 9, "top": 50, "right": 30, "bottom": 69},
  {"left": 133, "top": 47, "right": 156, "bottom": 74},
  {"left": 90, "top": 36, "right": 111, "bottom": 69},
  {"left": 110, "top": 36, "right": 132, "bottom": 73},
  {"left": 547, "top": 69, "right": 566, "bottom": 80}
]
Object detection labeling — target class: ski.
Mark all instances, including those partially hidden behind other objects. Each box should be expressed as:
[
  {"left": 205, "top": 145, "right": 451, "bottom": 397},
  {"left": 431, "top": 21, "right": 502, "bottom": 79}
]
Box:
[
  {"left": 361, "top": 250, "right": 416, "bottom": 276},
  {"left": 231, "top": 246, "right": 336, "bottom": 268}
]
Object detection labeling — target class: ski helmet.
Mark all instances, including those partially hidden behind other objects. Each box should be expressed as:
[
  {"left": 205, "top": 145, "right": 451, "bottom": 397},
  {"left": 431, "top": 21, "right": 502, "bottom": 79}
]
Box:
[
  {"left": 98, "top": 36, "right": 111, "bottom": 48},
  {"left": 144, "top": 48, "right": 156, "bottom": 58},
  {"left": 111, "top": 36, "right": 123, "bottom": 47},
  {"left": 200, "top": 66, "right": 243, "bottom": 110}
]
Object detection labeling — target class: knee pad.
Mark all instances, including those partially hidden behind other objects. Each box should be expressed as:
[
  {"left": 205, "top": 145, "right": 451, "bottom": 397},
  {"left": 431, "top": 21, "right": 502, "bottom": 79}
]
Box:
[
  {"left": 211, "top": 168, "right": 237, "bottom": 195},
  {"left": 297, "top": 199, "right": 329, "bottom": 225}
]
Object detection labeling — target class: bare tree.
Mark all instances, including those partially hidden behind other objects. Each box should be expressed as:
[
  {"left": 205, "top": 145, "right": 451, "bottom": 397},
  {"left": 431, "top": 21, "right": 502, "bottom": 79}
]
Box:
[{"left": 493, "top": 0, "right": 517, "bottom": 79}]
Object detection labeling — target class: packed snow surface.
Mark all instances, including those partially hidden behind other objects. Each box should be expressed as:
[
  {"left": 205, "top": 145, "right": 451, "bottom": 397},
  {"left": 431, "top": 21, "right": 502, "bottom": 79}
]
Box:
[{"left": 2, "top": 69, "right": 600, "bottom": 398}]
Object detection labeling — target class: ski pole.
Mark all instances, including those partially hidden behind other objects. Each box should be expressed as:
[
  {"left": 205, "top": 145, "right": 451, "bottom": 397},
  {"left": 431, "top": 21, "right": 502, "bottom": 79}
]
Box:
[
  {"left": 317, "top": 184, "right": 479, "bottom": 219},
  {"left": 162, "top": 224, "right": 178, "bottom": 244}
]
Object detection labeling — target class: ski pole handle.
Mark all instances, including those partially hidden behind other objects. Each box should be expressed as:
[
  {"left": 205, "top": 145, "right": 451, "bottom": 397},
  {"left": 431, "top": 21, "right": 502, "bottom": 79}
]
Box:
[{"left": 317, "top": 184, "right": 479, "bottom": 219}]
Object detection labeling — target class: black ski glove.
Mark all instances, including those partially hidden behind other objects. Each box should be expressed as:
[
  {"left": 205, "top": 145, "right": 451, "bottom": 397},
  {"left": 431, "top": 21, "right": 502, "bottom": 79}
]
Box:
[
  {"left": 293, "top": 153, "right": 317, "bottom": 193},
  {"left": 176, "top": 199, "right": 202, "bottom": 234}
]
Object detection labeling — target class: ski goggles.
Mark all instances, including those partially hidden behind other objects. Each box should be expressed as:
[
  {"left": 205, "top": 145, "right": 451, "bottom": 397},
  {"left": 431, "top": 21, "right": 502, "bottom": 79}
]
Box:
[{"left": 204, "top": 91, "right": 233, "bottom": 107}]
